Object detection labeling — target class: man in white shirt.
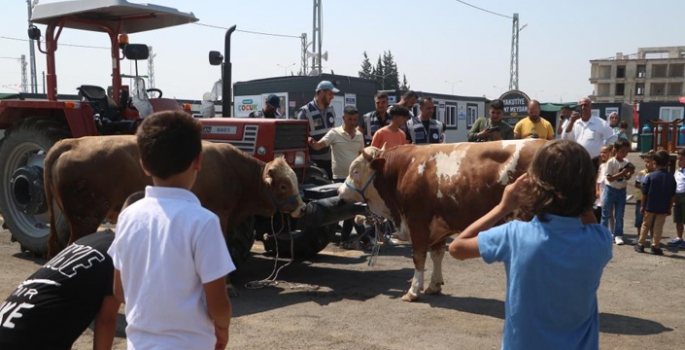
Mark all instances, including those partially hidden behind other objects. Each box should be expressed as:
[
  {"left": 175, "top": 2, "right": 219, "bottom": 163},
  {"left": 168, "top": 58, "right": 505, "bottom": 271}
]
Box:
[{"left": 562, "top": 97, "right": 616, "bottom": 169}]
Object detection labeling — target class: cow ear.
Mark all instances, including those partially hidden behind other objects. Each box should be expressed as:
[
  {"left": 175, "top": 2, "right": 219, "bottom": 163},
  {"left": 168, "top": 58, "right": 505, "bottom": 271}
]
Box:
[
  {"left": 264, "top": 167, "right": 275, "bottom": 185},
  {"left": 370, "top": 158, "right": 386, "bottom": 171}
]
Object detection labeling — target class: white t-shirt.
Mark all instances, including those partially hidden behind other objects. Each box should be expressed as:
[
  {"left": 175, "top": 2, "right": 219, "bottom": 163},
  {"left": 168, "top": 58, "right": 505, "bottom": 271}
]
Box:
[
  {"left": 675, "top": 168, "right": 685, "bottom": 194},
  {"left": 595, "top": 163, "right": 608, "bottom": 207},
  {"left": 562, "top": 117, "right": 615, "bottom": 158},
  {"left": 108, "top": 186, "right": 235, "bottom": 350},
  {"left": 321, "top": 126, "right": 364, "bottom": 179},
  {"left": 605, "top": 157, "right": 630, "bottom": 190}
]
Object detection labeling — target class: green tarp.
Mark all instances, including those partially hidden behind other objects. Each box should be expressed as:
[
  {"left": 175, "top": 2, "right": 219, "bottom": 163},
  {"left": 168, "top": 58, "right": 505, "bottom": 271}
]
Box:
[
  {"left": 540, "top": 102, "right": 578, "bottom": 112},
  {"left": 0, "top": 93, "right": 20, "bottom": 100}
]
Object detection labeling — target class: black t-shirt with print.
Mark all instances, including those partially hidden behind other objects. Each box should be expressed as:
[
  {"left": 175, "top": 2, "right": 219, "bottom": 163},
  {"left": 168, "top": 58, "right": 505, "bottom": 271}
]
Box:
[{"left": 0, "top": 231, "right": 115, "bottom": 350}]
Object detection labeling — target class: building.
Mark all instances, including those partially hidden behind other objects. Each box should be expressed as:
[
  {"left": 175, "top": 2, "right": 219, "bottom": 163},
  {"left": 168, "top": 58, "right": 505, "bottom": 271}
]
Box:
[{"left": 589, "top": 46, "right": 685, "bottom": 104}]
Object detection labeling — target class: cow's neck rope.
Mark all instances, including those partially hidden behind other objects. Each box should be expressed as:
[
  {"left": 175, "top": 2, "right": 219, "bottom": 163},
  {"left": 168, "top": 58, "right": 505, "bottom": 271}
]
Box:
[
  {"left": 266, "top": 187, "right": 299, "bottom": 212},
  {"left": 344, "top": 171, "right": 377, "bottom": 203}
]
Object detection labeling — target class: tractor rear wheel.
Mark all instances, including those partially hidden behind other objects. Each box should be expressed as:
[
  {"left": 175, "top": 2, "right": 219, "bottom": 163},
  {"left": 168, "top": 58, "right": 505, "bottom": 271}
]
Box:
[
  {"left": 226, "top": 216, "right": 255, "bottom": 270},
  {"left": 0, "top": 118, "right": 71, "bottom": 256}
]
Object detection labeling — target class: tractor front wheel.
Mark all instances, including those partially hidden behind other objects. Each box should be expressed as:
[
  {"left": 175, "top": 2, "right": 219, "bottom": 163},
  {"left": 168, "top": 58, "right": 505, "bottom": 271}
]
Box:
[{"left": 0, "top": 118, "right": 71, "bottom": 256}]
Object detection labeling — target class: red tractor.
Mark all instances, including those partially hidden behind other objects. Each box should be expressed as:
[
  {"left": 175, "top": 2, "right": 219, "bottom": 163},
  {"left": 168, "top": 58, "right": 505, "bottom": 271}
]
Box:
[{"left": 0, "top": 0, "right": 363, "bottom": 259}]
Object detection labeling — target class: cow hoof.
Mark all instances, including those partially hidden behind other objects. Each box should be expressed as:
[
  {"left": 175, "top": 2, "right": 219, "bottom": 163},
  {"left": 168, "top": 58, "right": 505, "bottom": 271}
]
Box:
[
  {"left": 425, "top": 286, "right": 442, "bottom": 295},
  {"left": 401, "top": 292, "right": 419, "bottom": 302}
]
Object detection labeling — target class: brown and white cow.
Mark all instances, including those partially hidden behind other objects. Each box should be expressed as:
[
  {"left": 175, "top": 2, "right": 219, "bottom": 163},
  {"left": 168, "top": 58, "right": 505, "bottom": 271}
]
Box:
[
  {"left": 338, "top": 139, "right": 546, "bottom": 301},
  {"left": 44, "top": 135, "right": 306, "bottom": 258}
]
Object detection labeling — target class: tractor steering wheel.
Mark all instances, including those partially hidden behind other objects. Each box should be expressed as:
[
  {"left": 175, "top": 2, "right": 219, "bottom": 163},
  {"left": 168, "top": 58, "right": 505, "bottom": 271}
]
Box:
[{"left": 146, "top": 88, "right": 163, "bottom": 99}]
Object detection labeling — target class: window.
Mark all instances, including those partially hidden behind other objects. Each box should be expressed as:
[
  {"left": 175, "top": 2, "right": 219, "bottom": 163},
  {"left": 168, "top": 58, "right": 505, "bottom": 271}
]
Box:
[
  {"left": 467, "top": 104, "right": 478, "bottom": 129},
  {"left": 635, "top": 83, "right": 645, "bottom": 96},
  {"left": 660, "top": 107, "right": 684, "bottom": 122},
  {"left": 616, "top": 66, "right": 626, "bottom": 78},
  {"left": 669, "top": 64, "right": 684, "bottom": 78},
  {"left": 668, "top": 83, "right": 683, "bottom": 96},
  {"left": 598, "top": 65, "right": 611, "bottom": 79},
  {"left": 637, "top": 65, "right": 646, "bottom": 78},
  {"left": 651, "top": 83, "right": 666, "bottom": 96},
  {"left": 445, "top": 105, "right": 457, "bottom": 128},
  {"left": 597, "top": 83, "right": 610, "bottom": 97},
  {"left": 615, "top": 83, "right": 625, "bottom": 96},
  {"left": 652, "top": 64, "right": 667, "bottom": 78}
]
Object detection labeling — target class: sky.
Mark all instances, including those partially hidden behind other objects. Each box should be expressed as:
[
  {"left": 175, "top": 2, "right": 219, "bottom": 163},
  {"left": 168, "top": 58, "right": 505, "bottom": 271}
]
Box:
[{"left": 1, "top": 0, "right": 684, "bottom": 103}]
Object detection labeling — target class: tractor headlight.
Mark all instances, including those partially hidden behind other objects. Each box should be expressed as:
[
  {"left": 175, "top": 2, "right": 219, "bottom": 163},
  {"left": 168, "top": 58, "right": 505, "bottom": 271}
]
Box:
[{"left": 294, "top": 151, "right": 306, "bottom": 166}]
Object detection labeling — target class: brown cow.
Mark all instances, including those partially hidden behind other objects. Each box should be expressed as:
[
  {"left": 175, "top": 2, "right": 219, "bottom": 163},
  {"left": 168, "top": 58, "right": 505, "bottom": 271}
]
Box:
[
  {"left": 338, "top": 139, "right": 546, "bottom": 301},
  {"left": 44, "top": 135, "right": 306, "bottom": 258}
]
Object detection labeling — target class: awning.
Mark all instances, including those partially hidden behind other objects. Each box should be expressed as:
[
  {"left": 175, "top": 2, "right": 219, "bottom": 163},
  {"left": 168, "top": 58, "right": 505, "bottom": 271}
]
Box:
[{"left": 540, "top": 102, "right": 578, "bottom": 113}]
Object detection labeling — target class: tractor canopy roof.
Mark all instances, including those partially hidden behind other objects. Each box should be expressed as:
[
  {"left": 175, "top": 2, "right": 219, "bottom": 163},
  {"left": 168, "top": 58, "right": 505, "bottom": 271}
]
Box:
[{"left": 30, "top": 0, "right": 198, "bottom": 34}]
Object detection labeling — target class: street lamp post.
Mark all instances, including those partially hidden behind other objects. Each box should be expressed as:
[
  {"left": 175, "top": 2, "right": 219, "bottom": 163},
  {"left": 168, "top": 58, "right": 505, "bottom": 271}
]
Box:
[
  {"left": 277, "top": 63, "right": 296, "bottom": 76},
  {"left": 444, "top": 80, "right": 462, "bottom": 95},
  {"left": 369, "top": 73, "right": 392, "bottom": 90}
]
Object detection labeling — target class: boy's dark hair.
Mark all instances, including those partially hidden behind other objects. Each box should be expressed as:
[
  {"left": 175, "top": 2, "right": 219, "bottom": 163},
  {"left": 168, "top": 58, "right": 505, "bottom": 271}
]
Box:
[
  {"left": 653, "top": 150, "right": 670, "bottom": 166},
  {"left": 618, "top": 121, "right": 628, "bottom": 129},
  {"left": 642, "top": 150, "right": 655, "bottom": 160},
  {"left": 489, "top": 99, "right": 504, "bottom": 111},
  {"left": 123, "top": 191, "right": 145, "bottom": 209},
  {"left": 136, "top": 110, "right": 203, "bottom": 179},
  {"left": 419, "top": 97, "right": 433, "bottom": 106},
  {"left": 375, "top": 92, "right": 388, "bottom": 100},
  {"left": 524, "top": 140, "right": 595, "bottom": 220},
  {"left": 403, "top": 90, "right": 418, "bottom": 99},
  {"left": 614, "top": 138, "right": 631, "bottom": 150},
  {"left": 344, "top": 105, "right": 358, "bottom": 115},
  {"left": 389, "top": 105, "right": 410, "bottom": 118}
]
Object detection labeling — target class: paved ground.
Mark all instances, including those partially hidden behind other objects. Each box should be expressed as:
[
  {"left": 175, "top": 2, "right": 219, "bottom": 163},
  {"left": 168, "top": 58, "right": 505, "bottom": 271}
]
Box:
[{"left": 0, "top": 152, "right": 683, "bottom": 349}]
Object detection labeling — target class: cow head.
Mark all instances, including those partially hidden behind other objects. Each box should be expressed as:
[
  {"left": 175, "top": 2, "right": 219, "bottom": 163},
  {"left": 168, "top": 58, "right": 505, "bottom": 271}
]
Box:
[
  {"left": 263, "top": 157, "right": 306, "bottom": 217},
  {"left": 338, "top": 146, "right": 392, "bottom": 218}
]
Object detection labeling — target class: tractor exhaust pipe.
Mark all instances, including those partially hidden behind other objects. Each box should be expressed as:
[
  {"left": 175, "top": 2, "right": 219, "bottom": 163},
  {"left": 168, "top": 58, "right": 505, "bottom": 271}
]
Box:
[{"left": 222, "top": 25, "right": 236, "bottom": 117}]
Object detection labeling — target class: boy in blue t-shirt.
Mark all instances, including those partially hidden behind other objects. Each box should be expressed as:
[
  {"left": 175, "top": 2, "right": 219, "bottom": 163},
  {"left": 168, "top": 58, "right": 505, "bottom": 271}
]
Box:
[{"left": 449, "top": 139, "right": 613, "bottom": 350}]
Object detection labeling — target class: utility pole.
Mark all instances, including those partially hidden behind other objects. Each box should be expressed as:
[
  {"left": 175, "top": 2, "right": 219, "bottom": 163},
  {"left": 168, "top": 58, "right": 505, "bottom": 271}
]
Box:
[
  {"left": 311, "top": 0, "right": 322, "bottom": 75},
  {"left": 509, "top": 13, "right": 519, "bottom": 91},
  {"left": 147, "top": 46, "right": 156, "bottom": 88},
  {"left": 42, "top": 71, "right": 45, "bottom": 94},
  {"left": 27, "top": 0, "right": 38, "bottom": 93},
  {"left": 300, "top": 33, "right": 308, "bottom": 76},
  {"left": 20, "top": 55, "right": 28, "bottom": 93}
]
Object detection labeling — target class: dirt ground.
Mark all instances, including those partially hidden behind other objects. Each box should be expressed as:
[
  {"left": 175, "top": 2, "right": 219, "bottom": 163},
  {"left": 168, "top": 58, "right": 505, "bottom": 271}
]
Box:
[{"left": 0, "top": 152, "right": 683, "bottom": 350}]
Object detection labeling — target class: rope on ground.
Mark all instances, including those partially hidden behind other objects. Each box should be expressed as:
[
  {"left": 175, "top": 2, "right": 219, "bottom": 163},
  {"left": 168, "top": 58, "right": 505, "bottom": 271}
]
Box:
[{"left": 244, "top": 213, "right": 319, "bottom": 291}]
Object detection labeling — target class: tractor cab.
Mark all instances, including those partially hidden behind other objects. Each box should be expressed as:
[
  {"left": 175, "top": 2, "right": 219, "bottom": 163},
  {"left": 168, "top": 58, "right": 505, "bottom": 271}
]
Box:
[{"left": 28, "top": 0, "right": 198, "bottom": 133}]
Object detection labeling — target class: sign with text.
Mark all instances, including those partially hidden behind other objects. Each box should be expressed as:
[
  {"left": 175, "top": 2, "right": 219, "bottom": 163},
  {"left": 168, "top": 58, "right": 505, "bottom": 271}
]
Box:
[{"left": 499, "top": 90, "right": 531, "bottom": 118}]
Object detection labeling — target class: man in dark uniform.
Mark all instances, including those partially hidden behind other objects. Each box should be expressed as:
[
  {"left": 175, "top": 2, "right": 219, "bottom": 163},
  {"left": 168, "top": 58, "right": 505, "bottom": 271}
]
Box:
[
  {"left": 0, "top": 192, "right": 144, "bottom": 350},
  {"left": 248, "top": 94, "right": 282, "bottom": 119},
  {"left": 358, "top": 92, "right": 391, "bottom": 146},
  {"left": 297, "top": 80, "right": 339, "bottom": 179},
  {"left": 406, "top": 97, "right": 444, "bottom": 144}
]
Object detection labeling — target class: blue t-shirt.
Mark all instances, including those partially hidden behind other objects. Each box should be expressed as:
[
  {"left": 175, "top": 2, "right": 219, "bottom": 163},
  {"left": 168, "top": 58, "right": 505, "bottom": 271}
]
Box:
[{"left": 478, "top": 215, "right": 613, "bottom": 350}]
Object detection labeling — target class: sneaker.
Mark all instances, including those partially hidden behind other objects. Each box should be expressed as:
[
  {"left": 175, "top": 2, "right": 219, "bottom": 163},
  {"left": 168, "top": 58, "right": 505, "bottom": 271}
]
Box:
[
  {"left": 651, "top": 247, "right": 664, "bottom": 255},
  {"left": 666, "top": 238, "right": 683, "bottom": 247},
  {"left": 680, "top": 241, "right": 685, "bottom": 250},
  {"left": 614, "top": 236, "right": 625, "bottom": 245},
  {"left": 634, "top": 244, "right": 645, "bottom": 253}
]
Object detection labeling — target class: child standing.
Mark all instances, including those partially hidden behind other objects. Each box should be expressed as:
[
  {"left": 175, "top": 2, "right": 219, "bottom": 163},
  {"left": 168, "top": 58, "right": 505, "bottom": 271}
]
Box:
[
  {"left": 635, "top": 151, "right": 655, "bottom": 242},
  {"left": 636, "top": 150, "right": 676, "bottom": 255},
  {"left": 594, "top": 145, "right": 613, "bottom": 229},
  {"left": 449, "top": 139, "right": 613, "bottom": 350},
  {"left": 108, "top": 111, "right": 235, "bottom": 349},
  {"left": 371, "top": 105, "right": 409, "bottom": 150},
  {"left": 602, "top": 138, "right": 634, "bottom": 245},
  {"left": 666, "top": 149, "right": 685, "bottom": 249}
]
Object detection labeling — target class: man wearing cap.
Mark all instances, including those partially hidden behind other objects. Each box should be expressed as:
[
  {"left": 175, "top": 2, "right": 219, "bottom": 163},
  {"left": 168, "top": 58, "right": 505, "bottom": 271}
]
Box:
[
  {"left": 297, "top": 80, "right": 339, "bottom": 179},
  {"left": 249, "top": 94, "right": 282, "bottom": 119},
  {"left": 308, "top": 106, "right": 369, "bottom": 248},
  {"left": 406, "top": 97, "right": 444, "bottom": 144}
]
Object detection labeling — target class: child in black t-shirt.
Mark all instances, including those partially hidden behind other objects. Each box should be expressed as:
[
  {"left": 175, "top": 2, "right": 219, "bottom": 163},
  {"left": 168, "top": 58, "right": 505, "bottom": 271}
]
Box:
[{"left": 0, "top": 191, "right": 144, "bottom": 350}]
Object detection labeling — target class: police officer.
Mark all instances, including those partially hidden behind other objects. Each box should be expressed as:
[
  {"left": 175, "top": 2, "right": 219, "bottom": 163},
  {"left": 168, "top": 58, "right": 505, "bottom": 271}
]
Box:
[
  {"left": 297, "top": 80, "right": 339, "bottom": 179},
  {"left": 406, "top": 97, "right": 444, "bottom": 144},
  {"left": 248, "top": 94, "right": 282, "bottom": 119},
  {"left": 358, "top": 92, "right": 391, "bottom": 146}
]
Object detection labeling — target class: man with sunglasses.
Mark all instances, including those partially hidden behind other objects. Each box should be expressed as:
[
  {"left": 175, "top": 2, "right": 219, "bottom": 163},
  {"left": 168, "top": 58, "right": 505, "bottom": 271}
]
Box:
[{"left": 563, "top": 97, "right": 616, "bottom": 171}]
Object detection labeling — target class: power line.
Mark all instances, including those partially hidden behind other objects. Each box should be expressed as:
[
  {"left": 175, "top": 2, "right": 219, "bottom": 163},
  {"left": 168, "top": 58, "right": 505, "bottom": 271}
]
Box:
[
  {"left": 193, "top": 22, "right": 301, "bottom": 39},
  {"left": 454, "top": 0, "right": 512, "bottom": 19},
  {"left": 0, "top": 35, "right": 109, "bottom": 49}
]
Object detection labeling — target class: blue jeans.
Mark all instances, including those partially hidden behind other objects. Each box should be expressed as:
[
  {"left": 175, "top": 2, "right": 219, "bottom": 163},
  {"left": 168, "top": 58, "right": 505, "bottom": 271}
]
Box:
[{"left": 602, "top": 185, "right": 626, "bottom": 237}]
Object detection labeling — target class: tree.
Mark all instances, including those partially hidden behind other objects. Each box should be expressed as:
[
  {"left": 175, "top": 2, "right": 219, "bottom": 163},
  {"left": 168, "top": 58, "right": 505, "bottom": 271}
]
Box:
[
  {"left": 400, "top": 74, "right": 410, "bottom": 91},
  {"left": 373, "top": 55, "right": 385, "bottom": 89},
  {"left": 382, "top": 51, "right": 400, "bottom": 91},
  {"left": 358, "top": 51, "right": 373, "bottom": 80}
]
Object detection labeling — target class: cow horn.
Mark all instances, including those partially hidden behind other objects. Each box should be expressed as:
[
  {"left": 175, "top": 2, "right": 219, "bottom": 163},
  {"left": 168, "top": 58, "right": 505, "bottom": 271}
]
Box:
[
  {"left": 362, "top": 149, "right": 373, "bottom": 162},
  {"left": 380, "top": 143, "right": 387, "bottom": 152}
]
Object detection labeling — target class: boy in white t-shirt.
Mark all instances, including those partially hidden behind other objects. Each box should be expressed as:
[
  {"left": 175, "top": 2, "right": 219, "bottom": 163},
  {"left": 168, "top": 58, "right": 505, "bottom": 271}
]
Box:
[
  {"left": 108, "top": 110, "right": 235, "bottom": 350},
  {"left": 601, "top": 139, "right": 635, "bottom": 245}
]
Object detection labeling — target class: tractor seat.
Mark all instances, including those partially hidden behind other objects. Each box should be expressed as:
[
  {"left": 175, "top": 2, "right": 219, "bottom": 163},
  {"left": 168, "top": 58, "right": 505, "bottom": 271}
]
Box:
[{"left": 77, "top": 85, "right": 120, "bottom": 121}]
